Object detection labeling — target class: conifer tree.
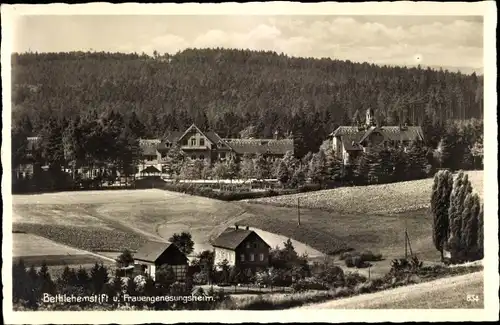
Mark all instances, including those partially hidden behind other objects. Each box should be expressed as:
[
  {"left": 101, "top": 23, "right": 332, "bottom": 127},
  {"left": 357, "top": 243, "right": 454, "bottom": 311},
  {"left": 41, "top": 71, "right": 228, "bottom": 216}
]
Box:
[
  {"left": 477, "top": 203, "right": 484, "bottom": 259},
  {"left": 431, "top": 169, "right": 453, "bottom": 260},
  {"left": 277, "top": 160, "right": 290, "bottom": 187}
]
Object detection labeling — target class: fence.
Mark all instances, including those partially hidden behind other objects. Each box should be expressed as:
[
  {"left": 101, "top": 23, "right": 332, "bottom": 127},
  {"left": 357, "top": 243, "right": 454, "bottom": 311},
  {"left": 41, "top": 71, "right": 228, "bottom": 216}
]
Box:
[{"left": 201, "top": 284, "right": 293, "bottom": 295}]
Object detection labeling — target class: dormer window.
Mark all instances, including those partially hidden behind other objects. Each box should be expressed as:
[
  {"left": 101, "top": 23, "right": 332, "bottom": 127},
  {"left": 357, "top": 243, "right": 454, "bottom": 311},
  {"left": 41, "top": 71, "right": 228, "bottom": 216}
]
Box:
[
  {"left": 191, "top": 138, "right": 196, "bottom": 146},
  {"left": 200, "top": 138, "right": 205, "bottom": 146}
]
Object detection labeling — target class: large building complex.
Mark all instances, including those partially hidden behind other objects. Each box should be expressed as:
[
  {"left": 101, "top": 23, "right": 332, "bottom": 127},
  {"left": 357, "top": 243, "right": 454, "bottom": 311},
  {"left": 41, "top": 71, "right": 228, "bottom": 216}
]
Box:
[
  {"left": 330, "top": 109, "right": 425, "bottom": 165},
  {"left": 138, "top": 124, "right": 294, "bottom": 174}
]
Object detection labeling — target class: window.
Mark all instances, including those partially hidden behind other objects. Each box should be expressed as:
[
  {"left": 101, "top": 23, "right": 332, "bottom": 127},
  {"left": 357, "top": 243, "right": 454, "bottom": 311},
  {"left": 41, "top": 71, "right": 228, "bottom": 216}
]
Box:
[
  {"left": 200, "top": 138, "right": 205, "bottom": 146},
  {"left": 199, "top": 154, "right": 205, "bottom": 160},
  {"left": 240, "top": 254, "right": 245, "bottom": 262},
  {"left": 191, "top": 154, "right": 196, "bottom": 160},
  {"left": 253, "top": 243, "right": 257, "bottom": 249},
  {"left": 220, "top": 152, "right": 226, "bottom": 159},
  {"left": 183, "top": 139, "right": 188, "bottom": 146},
  {"left": 259, "top": 253, "right": 265, "bottom": 261},
  {"left": 246, "top": 242, "right": 250, "bottom": 249},
  {"left": 191, "top": 138, "right": 197, "bottom": 146},
  {"left": 250, "top": 254, "right": 255, "bottom": 262}
]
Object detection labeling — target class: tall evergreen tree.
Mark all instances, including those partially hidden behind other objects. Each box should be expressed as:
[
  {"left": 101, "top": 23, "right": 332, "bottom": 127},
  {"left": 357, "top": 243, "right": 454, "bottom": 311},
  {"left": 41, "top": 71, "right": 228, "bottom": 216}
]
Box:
[
  {"left": 430, "top": 169, "right": 453, "bottom": 260},
  {"left": 477, "top": 202, "right": 484, "bottom": 259}
]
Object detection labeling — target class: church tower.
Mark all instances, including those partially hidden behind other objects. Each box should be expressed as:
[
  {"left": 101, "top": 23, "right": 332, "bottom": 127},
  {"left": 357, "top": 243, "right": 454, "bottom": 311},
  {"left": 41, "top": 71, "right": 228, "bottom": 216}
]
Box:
[{"left": 365, "top": 108, "right": 375, "bottom": 127}]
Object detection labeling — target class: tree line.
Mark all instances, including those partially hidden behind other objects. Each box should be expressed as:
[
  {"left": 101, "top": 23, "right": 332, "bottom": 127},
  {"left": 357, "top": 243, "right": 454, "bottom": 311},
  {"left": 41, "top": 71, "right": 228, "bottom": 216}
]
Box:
[
  {"left": 12, "top": 112, "right": 483, "bottom": 193},
  {"left": 12, "top": 49, "right": 483, "bottom": 158},
  {"left": 431, "top": 170, "right": 483, "bottom": 263}
]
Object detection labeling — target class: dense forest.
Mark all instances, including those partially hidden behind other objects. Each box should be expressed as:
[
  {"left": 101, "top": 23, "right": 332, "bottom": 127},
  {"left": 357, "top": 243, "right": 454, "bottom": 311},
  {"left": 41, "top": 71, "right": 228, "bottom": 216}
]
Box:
[{"left": 11, "top": 48, "right": 484, "bottom": 156}]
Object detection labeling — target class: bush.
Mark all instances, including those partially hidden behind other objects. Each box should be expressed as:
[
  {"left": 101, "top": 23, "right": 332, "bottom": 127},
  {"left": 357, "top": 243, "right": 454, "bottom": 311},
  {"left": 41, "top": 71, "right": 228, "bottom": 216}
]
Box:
[
  {"left": 339, "top": 252, "right": 352, "bottom": 260},
  {"left": 354, "top": 280, "right": 378, "bottom": 294},
  {"left": 359, "top": 250, "right": 383, "bottom": 262},
  {"left": 344, "top": 272, "right": 367, "bottom": 288},
  {"left": 291, "top": 278, "right": 329, "bottom": 292},
  {"left": 344, "top": 251, "right": 382, "bottom": 268}
]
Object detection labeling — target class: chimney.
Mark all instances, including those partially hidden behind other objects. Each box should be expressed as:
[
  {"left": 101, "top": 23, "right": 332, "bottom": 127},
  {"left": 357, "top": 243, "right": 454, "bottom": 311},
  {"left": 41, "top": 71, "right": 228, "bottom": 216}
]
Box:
[
  {"left": 274, "top": 129, "right": 280, "bottom": 140},
  {"left": 235, "top": 224, "right": 239, "bottom": 230}
]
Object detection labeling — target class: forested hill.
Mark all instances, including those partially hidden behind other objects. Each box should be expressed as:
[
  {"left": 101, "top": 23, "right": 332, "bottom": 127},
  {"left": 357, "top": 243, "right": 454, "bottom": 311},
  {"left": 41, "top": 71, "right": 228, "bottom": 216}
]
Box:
[{"left": 11, "top": 49, "right": 483, "bottom": 152}]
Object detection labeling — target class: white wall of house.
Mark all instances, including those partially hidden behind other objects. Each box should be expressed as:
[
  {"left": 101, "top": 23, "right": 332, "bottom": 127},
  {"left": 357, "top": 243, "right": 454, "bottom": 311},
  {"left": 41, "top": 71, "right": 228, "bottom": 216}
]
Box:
[{"left": 214, "top": 247, "right": 236, "bottom": 268}]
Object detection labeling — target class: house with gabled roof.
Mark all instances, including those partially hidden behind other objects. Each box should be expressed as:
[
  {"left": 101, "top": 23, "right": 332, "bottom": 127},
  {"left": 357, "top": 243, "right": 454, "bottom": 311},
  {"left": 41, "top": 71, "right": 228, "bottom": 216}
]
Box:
[
  {"left": 137, "top": 123, "right": 294, "bottom": 175},
  {"left": 212, "top": 225, "right": 271, "bottom": 271},
  {"left": 330, "top": 108, "right": 424, "bottom": 165},
  {"left": 133, "top": 241, "right": 189, "bottom": 281}
]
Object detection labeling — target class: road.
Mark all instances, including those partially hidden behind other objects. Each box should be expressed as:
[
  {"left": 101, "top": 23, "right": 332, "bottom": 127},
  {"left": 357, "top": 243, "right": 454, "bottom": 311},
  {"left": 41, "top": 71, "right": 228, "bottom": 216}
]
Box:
[{"left": 296, "top": 271, "right": 484, "bottom": 309}]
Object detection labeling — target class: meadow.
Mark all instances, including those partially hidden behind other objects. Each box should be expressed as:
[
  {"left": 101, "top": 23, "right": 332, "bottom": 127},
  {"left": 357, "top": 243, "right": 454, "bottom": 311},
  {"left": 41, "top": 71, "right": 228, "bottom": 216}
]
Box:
[
  {"left": 12, "top": 172, "right": 483, "bottom": 276},
  {"left": 245, "top": 171, "right": 484, "bottom": 214},
  {"left": 297, "top": 271, "right": 484, "bottom": 309}
]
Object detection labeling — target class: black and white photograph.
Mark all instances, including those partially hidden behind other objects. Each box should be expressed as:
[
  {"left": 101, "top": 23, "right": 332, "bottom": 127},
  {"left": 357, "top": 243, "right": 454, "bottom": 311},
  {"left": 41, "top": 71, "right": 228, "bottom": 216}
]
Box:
[{"left": 2, "top": 2, "right": 498, "bottom": 323}]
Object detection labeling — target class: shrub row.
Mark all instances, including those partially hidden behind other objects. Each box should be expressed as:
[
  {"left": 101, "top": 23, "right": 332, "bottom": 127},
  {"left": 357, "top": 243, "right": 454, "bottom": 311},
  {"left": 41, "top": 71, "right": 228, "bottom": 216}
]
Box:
[
  {"left": 340, "top": 250, "right": 383, "bottom": 268},
  {"left": 161, "top": 182, "right": 321, "bottom": 201}
]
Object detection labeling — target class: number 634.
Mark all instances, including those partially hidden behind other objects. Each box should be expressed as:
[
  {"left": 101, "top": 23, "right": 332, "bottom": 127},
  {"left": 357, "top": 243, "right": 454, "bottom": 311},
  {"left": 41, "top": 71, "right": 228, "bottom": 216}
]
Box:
[{"left": 466, "top": 294, "right": 480, "bottom": 302}]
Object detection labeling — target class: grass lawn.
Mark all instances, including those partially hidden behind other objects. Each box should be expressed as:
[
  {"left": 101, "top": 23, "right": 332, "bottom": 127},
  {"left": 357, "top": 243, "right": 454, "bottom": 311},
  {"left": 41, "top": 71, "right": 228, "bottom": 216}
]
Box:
[
  {"left": 298, "top": 271, "right": 484, "bottom": 309},
  {"left": 13, "top": 223, "right": 149, "bottom": 252},
  {"left": 240, "top": 203, "right": 439, "bottom": 261},
  {"left": 246, "top": 171, "right": 483, "bottom": 214},
  {"left": 13, "top": 254, "right": 106, "bottom": 267},
  {"left": 13, "top": 189, "right": 246, "bottom": 254}
]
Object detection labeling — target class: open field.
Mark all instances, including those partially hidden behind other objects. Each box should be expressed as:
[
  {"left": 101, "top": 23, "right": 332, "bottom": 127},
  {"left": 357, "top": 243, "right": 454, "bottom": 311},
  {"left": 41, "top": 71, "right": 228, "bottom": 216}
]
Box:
[
  {"left": 13, "top": 189, "right": 322, "bottom": 256},
  {"left": 296, "top": 271, "right": 484, "bottom": 309},
  {"left": 239, "top": 203, "right": 439, "bottom": 277},
  {"left": 245, "top": 171, "right": 484, "bottom": 214},
  {"left": 12, "top": 172, "right": 482, "bottom": 273},
  {"left": 12, "top": 233, "right": 114, "bottom": 268}
]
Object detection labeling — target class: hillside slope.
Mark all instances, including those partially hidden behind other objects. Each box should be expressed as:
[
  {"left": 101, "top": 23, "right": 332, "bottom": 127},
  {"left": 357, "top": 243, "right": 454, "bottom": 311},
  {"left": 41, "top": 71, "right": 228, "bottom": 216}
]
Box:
[
  {"left": 297, "top": 271, "right": 484, "bottom": 309},
  {"left": 247, "top": 171, "right": 483, "bottom": 214}
]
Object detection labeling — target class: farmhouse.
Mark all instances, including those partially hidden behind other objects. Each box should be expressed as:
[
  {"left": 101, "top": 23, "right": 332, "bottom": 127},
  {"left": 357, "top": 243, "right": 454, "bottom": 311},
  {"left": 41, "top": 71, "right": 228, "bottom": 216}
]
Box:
[
  {"left": 138, "top": 124, "right": 294, "bottom": 174},
  {"left": 133, "top": 241, "right": 189, "bottom": 281},
  {"left": 212, "top": 225, "right": 271, "bottom": 271},
  {"left": 330, "top": 108, "right": 425, "bottom": 165}
]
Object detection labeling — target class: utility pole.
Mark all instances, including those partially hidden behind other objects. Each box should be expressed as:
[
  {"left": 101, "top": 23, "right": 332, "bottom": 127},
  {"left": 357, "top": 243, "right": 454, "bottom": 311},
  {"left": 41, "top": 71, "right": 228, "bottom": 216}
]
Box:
[
  {"left": 297, "top": 197, "right": 301, "bottom": 226},
  {"left": 404, "top": 217, "right": 408, "bottom": 259}
]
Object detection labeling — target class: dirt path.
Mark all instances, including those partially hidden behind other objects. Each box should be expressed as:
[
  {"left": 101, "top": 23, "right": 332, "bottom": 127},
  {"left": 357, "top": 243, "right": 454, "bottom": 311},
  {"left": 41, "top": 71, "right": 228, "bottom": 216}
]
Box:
[{"left": 296, "top": 271, "right": 483, "bottom": 309}]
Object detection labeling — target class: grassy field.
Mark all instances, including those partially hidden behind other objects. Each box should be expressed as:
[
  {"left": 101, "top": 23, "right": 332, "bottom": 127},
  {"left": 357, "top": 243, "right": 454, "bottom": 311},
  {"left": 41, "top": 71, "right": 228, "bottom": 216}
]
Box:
[
  {"left": 12, "top": 233, "right": 114, "bottom": 272},
  {"left": 297, "top": 271, "right": 484, "bottom": 309},
  {"left": 12, "top": 172, "right": 483, "bottom": 274},
  {"left": 246, "top": 171, "right": 484, "bottom": 214}
]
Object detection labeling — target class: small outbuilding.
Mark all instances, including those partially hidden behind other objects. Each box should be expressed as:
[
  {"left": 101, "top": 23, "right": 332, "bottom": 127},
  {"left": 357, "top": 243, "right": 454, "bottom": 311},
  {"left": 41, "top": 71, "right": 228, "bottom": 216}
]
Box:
[{"left": 133, "top": 241, "right": 188, "bottom": 281}]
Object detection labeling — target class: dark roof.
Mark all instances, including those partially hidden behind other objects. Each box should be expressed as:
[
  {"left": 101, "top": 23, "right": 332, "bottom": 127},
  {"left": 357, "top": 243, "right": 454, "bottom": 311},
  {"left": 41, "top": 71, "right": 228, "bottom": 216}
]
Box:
[
  {"left": 223, "top": 138, "right": 294, "bottom": 155},
  {"left": 212, "top": 227, "right": 270, "bottom": 250},
  {"left": 332, "top": 125, "right": 424, "bottom": 151},
  {"left": 134, "top": 241, "right": 173, "bottom": 262},
  {"left": 377, "top": 126, "right": 424, "bottom": 141},
  {"left": 141, "top": 145, "right": 158, "bottom": 156},
  {"left": 204, "top": 131, "right": 226, "bottom": 146},
  {"left": 141, "top": 165, "right": 161, "bottom": 174},
  {"left": 342, "top": 134, "right": 364, "bottom": 151},
  {"left": 165, "top": 131, "right": 183, "bottom": 143},
  {"left": 331, "top": 126, "right": 362, "bottom": 137}
]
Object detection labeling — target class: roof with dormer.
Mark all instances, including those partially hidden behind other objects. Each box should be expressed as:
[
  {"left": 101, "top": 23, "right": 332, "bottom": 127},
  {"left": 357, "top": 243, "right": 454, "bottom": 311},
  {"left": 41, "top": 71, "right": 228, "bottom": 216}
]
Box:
[{"left": 331, "top": 125, "right": 424, "bottom": 151}]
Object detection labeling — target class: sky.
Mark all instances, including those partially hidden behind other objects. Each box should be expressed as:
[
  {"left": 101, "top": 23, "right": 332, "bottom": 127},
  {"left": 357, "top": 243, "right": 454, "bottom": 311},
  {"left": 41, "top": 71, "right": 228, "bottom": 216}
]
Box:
[{"left": 13, "top": 15, "right": 484, "bottom": 74}]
